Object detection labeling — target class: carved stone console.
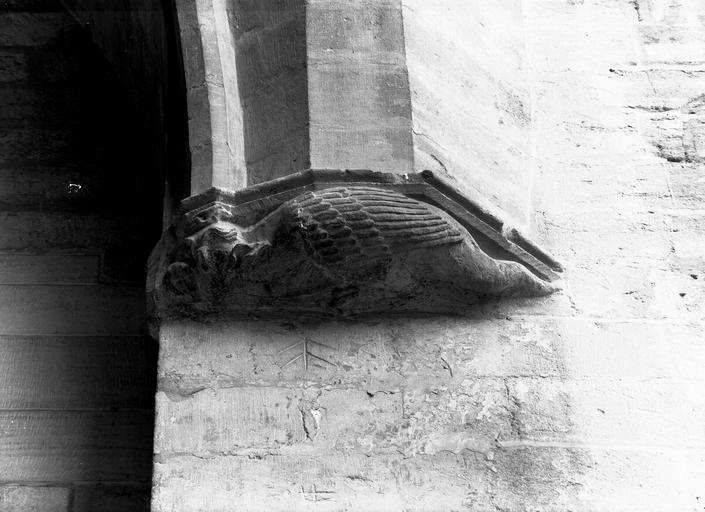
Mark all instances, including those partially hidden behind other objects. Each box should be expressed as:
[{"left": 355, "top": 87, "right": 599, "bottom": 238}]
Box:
[{"left": 147, "top": 169, "right": 563, "bottom": 321}]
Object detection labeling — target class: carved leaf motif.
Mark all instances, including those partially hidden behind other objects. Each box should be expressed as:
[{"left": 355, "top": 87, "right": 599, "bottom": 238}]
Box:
[{"left": 279, "top": 337, "right": 335, "bottom": 371}]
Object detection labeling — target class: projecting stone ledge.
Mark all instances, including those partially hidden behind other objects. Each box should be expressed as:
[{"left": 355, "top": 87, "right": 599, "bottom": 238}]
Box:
[{"left": 147, "top": 169, "right": 563, "bottom": 321}]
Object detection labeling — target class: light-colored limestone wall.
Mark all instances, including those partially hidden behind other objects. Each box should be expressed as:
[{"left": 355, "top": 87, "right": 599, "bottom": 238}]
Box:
[
  {"left": 403, "top": 0, "right": 532, "bottom": 228},
  {"left": 153, "top": 0, "right": 705, "bottom": 510},
  {"left": 524, "top": 0, "right": 705, "bottom": 506},
  {"left": 153, "top": 317, "right": 580, "bottom": 511}
]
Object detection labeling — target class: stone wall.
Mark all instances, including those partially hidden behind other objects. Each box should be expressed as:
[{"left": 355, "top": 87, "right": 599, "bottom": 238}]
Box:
[
  {"left": 152, "top": 0, "right": 705, "bottom": 510},
  {"left": 524, "top": 0, "right": 705, "bottom": 505},
  {"left": 0, "top": 2, "right": 157, "bottom": 510}
]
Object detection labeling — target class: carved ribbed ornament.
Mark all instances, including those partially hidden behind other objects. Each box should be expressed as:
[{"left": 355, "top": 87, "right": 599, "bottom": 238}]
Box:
[
  {"left": 147, "top": 170, "right": 563, "bottom": 320},
  {"left": 289, "top": 187, "right": 463, "bottom": 267}
]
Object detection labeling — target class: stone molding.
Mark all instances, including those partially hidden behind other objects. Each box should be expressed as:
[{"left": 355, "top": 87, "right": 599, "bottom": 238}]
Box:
[{"left": 147, "top": 169, "right": 563, "bottom": 321}]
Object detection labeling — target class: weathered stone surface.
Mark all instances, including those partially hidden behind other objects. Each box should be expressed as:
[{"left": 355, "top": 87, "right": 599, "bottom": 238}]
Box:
[
  {"left": 152, "top": 1, "right": 705, "bottom": 511},
  {"left": 154, "top": 322, "right": 703, "bottom": 510},
  {"left": 0, "top": 211, "right": 142, "bottom": 251},
  {"left": 0, "top": 12, "right": 75, "bottom": 46},
  {"left": 0, "top": 253, "right": 99, "bottom": 284},
  {"left": 149, "top": 171, "right": 561, "bottom": 320},
  {"left": 0, "top": 284, "right": 146, "bottom": 335},
  {"left": 155, "top": 312, "right": 705, "bottom": 511},
  {"left": 175, "top": 0, "right": 532, "bottom": 230},
  {"left": 158, "top": 317, "right": 696, "bottom": 388},
  {"left": 154, "top": 387, "right": 307, "bottom": 455},
  {"left": 307, "top": 0, "right": 413, "bottom": 174},
  {"left": 0, "top": 335, "right": 156, "bottom": 409},
  {"left": 0, "top": 51, "right": 29, "bottom": 82},
  {"left": 403, "top": 0, "right": 532, "bottom": 228},
  {"left": 0, "top": 411, "right": 153, "bottom": 482},
  {"left": 153, "top": 448, "right": 589, "bottom": 512},
  {"left": 0, "top": 485, "right": 69, "bottom": 512},
  {"left": 157, "top": 319, "right": 705, "bottom": 452}
]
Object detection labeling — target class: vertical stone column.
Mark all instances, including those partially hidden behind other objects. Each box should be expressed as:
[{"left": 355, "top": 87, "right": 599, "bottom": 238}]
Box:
[
  {"left": 228, "top": 0, "right": 310, "bottom": 185},
  {"left": 306, "top": 0, "right": 414, "bottom": 173},
  {"left": 150, "top": 1, "right": 566, "bottom": 510},
  {"left": 175, "top": 0, "right": 248, "bottom": 193},
  {"left": 173, "top": 0, "right": 532, "bottom": 222}
]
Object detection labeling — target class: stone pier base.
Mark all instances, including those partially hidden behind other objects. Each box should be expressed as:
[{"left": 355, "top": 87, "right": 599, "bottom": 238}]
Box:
[{"left": 151, "top": 317, "right": 579, "bottom": 511}]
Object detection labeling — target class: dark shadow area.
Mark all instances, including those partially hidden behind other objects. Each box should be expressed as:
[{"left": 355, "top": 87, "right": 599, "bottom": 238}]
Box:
[{"left": 0, "top": 0, "right": 188, "bottom": 509}]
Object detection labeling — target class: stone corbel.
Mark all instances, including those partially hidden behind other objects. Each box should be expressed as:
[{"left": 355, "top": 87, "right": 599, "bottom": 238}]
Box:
[{"left": 147, "top": 170, "right": 563, "bottom": 321}]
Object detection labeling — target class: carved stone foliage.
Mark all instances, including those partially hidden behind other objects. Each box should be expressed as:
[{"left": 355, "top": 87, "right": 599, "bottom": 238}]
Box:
[{"left": 148, "top": 170, "right": 563, "bottom": 320}]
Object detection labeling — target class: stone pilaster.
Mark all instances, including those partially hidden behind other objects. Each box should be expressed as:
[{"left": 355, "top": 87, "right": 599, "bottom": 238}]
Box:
[{"left": 149, "top": 1, "right": 565, "bottom": 510}]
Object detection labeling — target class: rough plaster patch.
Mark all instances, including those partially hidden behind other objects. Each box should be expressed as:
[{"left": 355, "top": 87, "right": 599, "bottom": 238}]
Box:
[{"left": 650, "top": 94, "right": 705, "bottom": 163}]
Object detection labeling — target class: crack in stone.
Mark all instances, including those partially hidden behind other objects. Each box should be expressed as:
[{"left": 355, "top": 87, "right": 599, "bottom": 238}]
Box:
[
  {"left": 630, "top": 0, "right": 642, "bottom": 22},
  {"left": 503, "top": 379, "right": 525, "bottom": 439},
  {"left": 299, "top": 408, "right": 313, "bottom": 441},
  {"left": 153, "top": 449, "right": 281, "bottom": 463}
]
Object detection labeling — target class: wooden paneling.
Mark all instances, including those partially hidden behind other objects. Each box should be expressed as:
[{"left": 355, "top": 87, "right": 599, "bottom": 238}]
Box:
[
  {"left": 0, "top": 411, "right": 153, "bottom": 483},
  {"left": 0, "top": 285, "right": 145, "bottom": 335},
  {"left": 0, "top": 335, "right": 156, "bottom": 409}
]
